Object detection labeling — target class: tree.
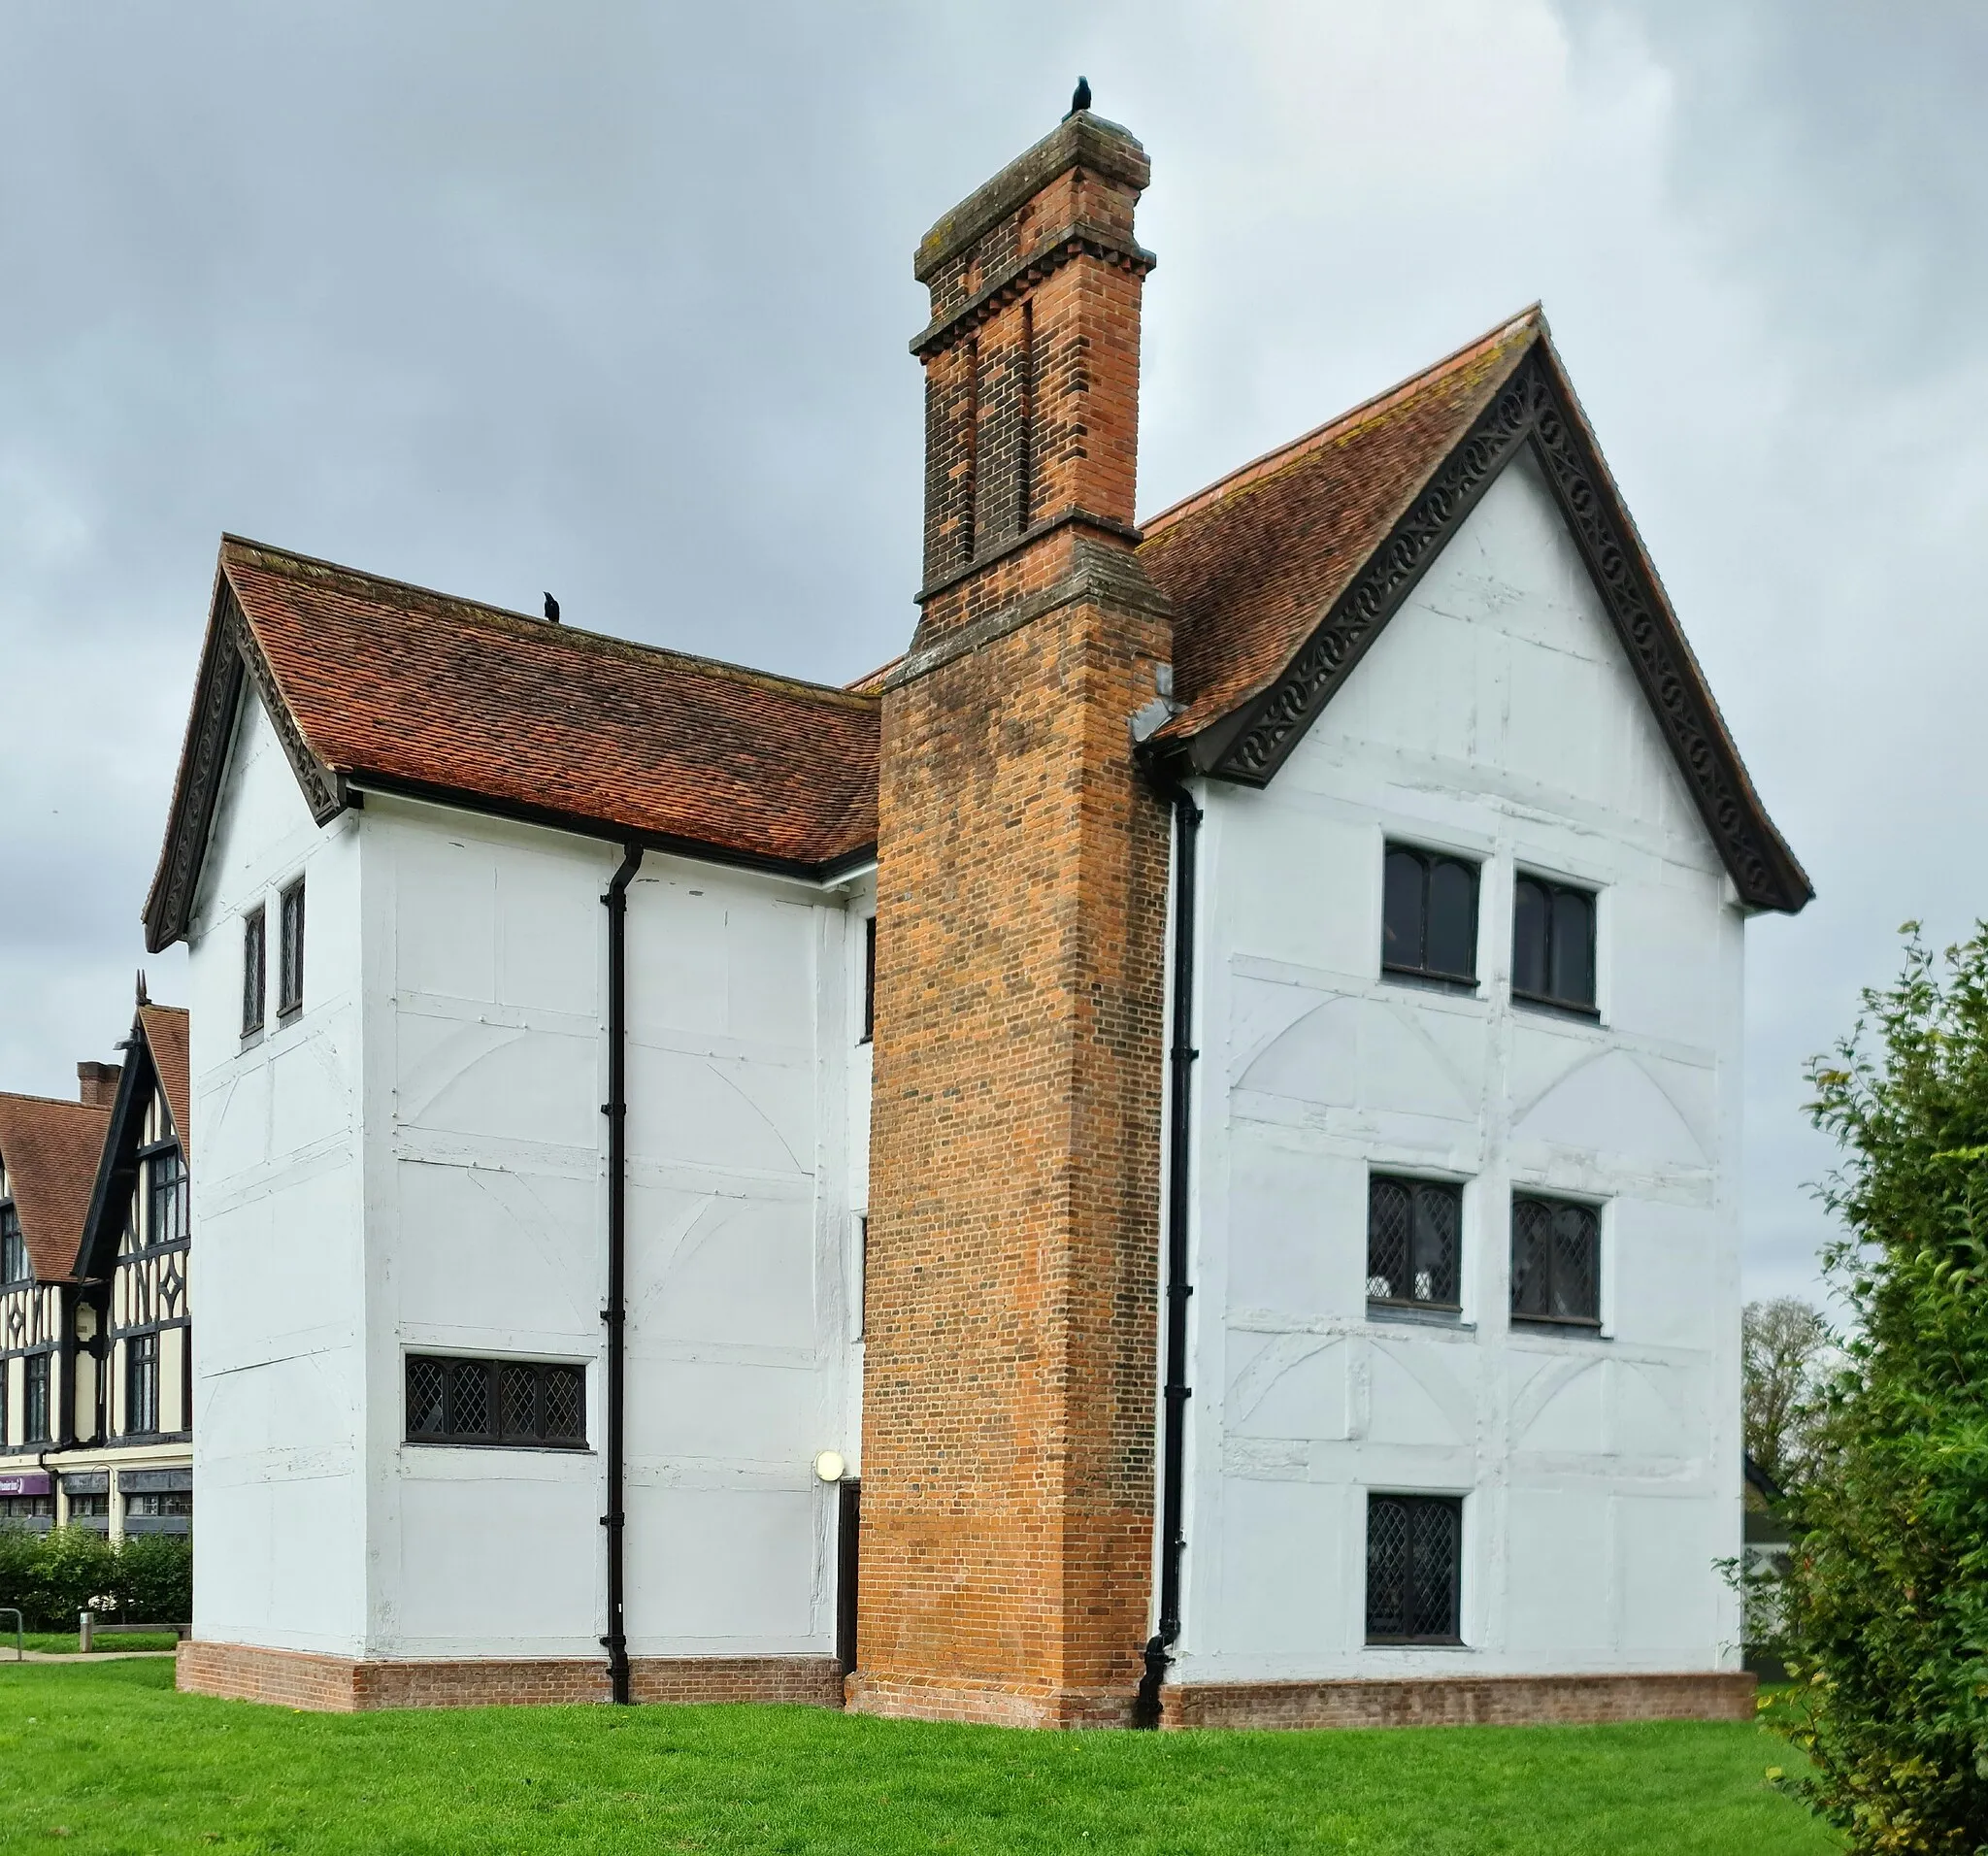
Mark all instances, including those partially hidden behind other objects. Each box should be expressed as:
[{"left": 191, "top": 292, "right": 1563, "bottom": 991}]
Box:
[
  {"left": 1742, "top": 1296, "right": 1832, "bottom": 1491},
  {"left": 1778, "top": 927, "right": 1988, "bottom": 1851}
]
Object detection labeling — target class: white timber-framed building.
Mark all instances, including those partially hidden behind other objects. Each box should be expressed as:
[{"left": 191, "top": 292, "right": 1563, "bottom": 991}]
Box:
[{"left": 142, "top": 101, "right": 1810, "bottom": 1724}]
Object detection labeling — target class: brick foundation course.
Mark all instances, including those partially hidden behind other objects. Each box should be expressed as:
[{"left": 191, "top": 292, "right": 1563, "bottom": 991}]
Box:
[
  {"left": 1158, "top": 1672, "right": 1757, "bottom": 1731},
  {"left": 176, "top": 1641, "right": 843, "bottom": 1712}
]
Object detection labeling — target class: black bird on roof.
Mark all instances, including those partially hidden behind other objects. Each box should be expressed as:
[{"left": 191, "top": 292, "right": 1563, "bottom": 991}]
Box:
[
  {"left": 1067, "top": 77, "right": 1091, "bottom": 118},
  {"left": 543, "top": 592, "right": 561, "bottom": 624}
]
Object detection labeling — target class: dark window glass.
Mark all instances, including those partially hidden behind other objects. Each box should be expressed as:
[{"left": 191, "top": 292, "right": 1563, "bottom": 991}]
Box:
[
  {"left": 24, "top": 1351, "right": 50, "bottom": 1443},
  {"left": 1381, "top": 845, "right": 1479, "bottom": 985},
  {"left": 1511, "top": 876, "right": 1597, "bottom": 1011},
  {"left": 67, "top": 1492, "right": 110, "bottom": 1523},
  {"left": 0, "top": 1203, "right": 24, "bottom": 1283},
  {"left": 279, "top": 880, "right": 306, "bottom": 1017},
  {"left": 404, "top": 1353, "right": 587, "bottom": 1449},
  {"left": 126, "top": 1333, "right": 160, "bottom": 1435},
  {"left": 1367, "top": 1493, "right": 1463, "bottom": 1643},
  {"left": 862, "top": 915, "right": 877, "bottom": 1043},
  {"left": 148, "top": 1148, "right": 189, "bottom": 1248},
  {"left": 1510, "top": 1195, "right": 1602, "bottom": 1326},
  {"left": 1367, "top": 1177, "right": 1462, "bottom": 1310},
  {"left": 243, "top": 908, "right": 266, "bottom": 1035}
]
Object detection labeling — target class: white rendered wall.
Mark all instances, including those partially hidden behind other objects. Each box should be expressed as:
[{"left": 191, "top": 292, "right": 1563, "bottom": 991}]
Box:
[
  {"left": 356, "top": 798, "right": 869, "bottom": 1660},
  {"left": 1174, "top": 449, "right": 1748, "bottom": 1684},
  {"left": 185, "top": 689, "right": 369, "bottom": 1654}
]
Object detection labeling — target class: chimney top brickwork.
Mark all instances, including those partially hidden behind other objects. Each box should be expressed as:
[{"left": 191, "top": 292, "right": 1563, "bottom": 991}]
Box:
[
  {"left": 77, "top": 1061, "right": 122, "bottom": 1109},
  {"left": 856, "top": 108, "right": 1174, "bottom": 1729}
]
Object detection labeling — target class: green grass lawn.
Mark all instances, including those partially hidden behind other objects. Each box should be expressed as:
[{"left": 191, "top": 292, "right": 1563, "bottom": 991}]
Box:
[
  {"left": 0, "top": 1659, "right": 1834, "bottom": 1855},
  {"left": 11, "top": 1632, "right": 180, "bottom": 1656}
]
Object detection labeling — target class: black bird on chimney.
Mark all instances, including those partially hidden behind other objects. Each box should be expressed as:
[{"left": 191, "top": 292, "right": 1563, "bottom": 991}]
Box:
[
  {"left": 1067, "top": 77, "right": 1091, "bottom": 118},
  {"left": 544, "top": 592, "right": 561, "bottom": 624}
]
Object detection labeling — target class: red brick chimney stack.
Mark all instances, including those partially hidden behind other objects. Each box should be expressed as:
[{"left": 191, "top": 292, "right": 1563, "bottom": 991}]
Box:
[
  {"left": 77, "top": 1061, "right": 121, "bottom": 1109},
  {"left": 857, "top": 102, "right": 1174, "bottom": 1729}
]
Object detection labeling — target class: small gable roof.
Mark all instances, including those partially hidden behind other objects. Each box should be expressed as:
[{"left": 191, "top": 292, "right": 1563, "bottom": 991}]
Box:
[
  {"left": 75, "top": 1003, "right": 191, "bottom": 1283},
  {"left": 138, "top": 1005, "right": 191, "bottom": 1164},
  {"left": 145, "top": 541, "right": 881, "bottom": 950},
  {"left": 0, "top": 1093, "right": 111, "bottom": 1281},
  {"left": 1139, "top": 308, "right": 1811, "bottom": 914}
]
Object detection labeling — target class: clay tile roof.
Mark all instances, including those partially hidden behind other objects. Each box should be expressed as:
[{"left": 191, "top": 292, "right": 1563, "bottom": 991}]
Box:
[
  {"left": 138, "top": 1006, "right": 191, "bottom": 1164},
  {"left": 221, "top": 538, "right": 879, "bottom": 869},
  {"left": 0, "top": 1094, "right": 111, "bottom": 1281},
  {"left": 1141, "top": 308, "right": 1541, "bottom": 734}
]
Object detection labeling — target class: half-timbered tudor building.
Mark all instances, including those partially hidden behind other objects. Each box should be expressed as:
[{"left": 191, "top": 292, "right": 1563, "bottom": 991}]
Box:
[
  {"left": 59, "top": 1001, "right": 196, "bottom": 1539},
  {"left": 145, "top": 102, "right": 1810, "bottom": 1725},
  {"left": 0, "top": 1077, "right": 114, "bottom": 1529}
]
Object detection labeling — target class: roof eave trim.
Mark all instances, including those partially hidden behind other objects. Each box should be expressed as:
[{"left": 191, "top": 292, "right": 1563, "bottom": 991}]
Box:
[
  {"left": 73, "top": 1019, "right": 157, "bottom": 1283},
  {"left": 347, "top": 771, "right": 877, "bottom": 886},
  {"left": 1175, "top": 340, "right": 1812, "bottom": 914},
  {"left": 143, "top": 574, "right": 347, "bottom": 953}
]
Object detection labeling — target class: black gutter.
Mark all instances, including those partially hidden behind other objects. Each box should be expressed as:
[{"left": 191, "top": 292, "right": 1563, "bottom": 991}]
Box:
[
  {"left": 600, "top": 844, "right": 643, "bottom": 1706},
  {"left": 347, "top": 772, "right": 877, "bottom": 889},
  {"left": 1135, "top": 761, "right": 1201, "bottom": 1728}
]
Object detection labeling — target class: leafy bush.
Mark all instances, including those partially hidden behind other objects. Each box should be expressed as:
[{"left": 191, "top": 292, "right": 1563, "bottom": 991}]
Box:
[
  {"left": 1780, "top": 928, "right": 1988, "bottom": 1850},
  {"left": 114, "top": 1532, "right": 192, "bottom": 1624},
  {"left": 0, "top": 1525, "right": 191, "bottom": 1630},
  {"left": 28, "top": 1526, "right": 118, "bottom": 1627}
]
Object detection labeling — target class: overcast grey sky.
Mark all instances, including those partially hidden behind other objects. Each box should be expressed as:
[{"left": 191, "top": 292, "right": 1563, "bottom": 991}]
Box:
[{"left": 3, "top": 2, "right": 1982, "bottom": 1307}]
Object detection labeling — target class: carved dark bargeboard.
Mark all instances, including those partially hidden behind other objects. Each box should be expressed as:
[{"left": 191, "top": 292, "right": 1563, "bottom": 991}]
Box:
[{"left": 1202, "top": 348, "right": 1810, "bottom": 914}]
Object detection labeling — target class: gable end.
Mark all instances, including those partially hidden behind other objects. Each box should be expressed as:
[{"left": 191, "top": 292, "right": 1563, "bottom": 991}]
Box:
[
  {"left": 1177, "top": 345, "right": 1811, "bottom": 913},
  {"left": 143, "top": 580, "right": 345, "bottom": 953}
]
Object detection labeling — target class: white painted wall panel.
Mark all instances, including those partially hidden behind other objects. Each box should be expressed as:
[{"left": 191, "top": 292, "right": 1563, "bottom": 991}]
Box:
[
  {"left": 186, "top": 688, "right": 370, "bottom": 1655},
  {"left": 1176, "top": 447, "right": 1748, "bottom": 1685}
]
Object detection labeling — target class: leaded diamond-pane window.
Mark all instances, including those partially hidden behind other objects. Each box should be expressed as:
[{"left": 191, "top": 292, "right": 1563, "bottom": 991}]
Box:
[
  {"left": 1367, "top": 1177, "right": 1462, "bottom": 1311},
  {"left": 148, "top": 1147, "right": 189, "bottom": 1248},
  {"left": 1510, "top": 1195, "right": 1602, "bottom": 1327},
  {"left": 404, "top": 1353, "right": 587, "bottom": 1450},
  {"left": 1366, "top": 1493, "right": 1463, "bottom": 1644}
]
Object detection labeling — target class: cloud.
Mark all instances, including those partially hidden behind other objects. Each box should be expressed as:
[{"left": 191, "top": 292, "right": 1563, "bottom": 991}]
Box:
[{"left": 2, "top": 0, "right": 1978, "bottom": 1307}]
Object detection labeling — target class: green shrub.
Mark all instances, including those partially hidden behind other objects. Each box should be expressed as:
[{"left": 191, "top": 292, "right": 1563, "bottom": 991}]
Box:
[
  {"left": 0, "top": 1526, "right": 40, "bottom": 1626},
  {"left": 113, "top": 1532, "right": 191, "bottom": 1623},
  {"left": 0, "top": 1525, "right": 193, "bottom": 1630},
  {"left": 1781, "top": 927, "right": 1988, "bottom": 1850},
  {"left": 25, "top": 1526, "right": 118, "bottom": 1629}
]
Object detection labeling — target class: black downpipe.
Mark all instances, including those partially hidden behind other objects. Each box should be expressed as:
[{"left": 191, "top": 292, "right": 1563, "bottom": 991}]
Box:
[
  {"left": 1136, "top": 773, "right": 1201, "bottom": 1727},
  {"left": 601, "top": 844, "right": 643, "bottom": 1706}
]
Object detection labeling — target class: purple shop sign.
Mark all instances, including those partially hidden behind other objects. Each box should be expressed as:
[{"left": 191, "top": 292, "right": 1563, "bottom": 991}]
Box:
[{"left": 0, "top": 1471, "right": 50, "bottom": 1497}]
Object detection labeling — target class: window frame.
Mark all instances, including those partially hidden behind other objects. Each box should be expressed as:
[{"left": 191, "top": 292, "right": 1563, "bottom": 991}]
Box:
[
  {"left": 278, "top": 879, "right": 306, "bottom": 1019},
  {"left": 146, "top": 1145, "right": 189, "bottom": 1250},
  {"left": 125, "top": 1331, "right": 160, "bottom": 1436},
  {"left": 1365, "top": 1491, "right": 1466, "bottom": 1646},
  {"left": 1366, "top": 1175, "right": 1464, "bottom": 1315},
  {"left": 1511, "top": 873, "right": 1599, "bottom": 1016},
  {"left": 403, "top": 1352, "right": 589, "bottom": 1451},
  {"left": 242, "top": 905, "right": 266, "bottom": 1036},
  {"left": 0, "top": 1201, "right": 24, "bottom": 1284},
  {"left": 860, "top": 914, "right": 877, "bottom": 1044},
  {"left": 1381, "top": 842, "right": 1482, "bottom": 989},
  {"left": 23, "top": 1349, "right": 51, "bottom": 1444},
  {"left": 1509, "top": 1192, "right": 1605, "bottom": 1330}
]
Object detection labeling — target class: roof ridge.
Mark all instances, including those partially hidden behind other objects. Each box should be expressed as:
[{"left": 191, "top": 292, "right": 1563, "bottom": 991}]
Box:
[
  {"left": 220, "top": 536, "right": 880, "bottom": 713},
  {"left": 0, "top": 1091, "right": 111, "bottom": 1115},
  {"left": 1140, "top": 305, "right": 1541, "bottom": 539}
]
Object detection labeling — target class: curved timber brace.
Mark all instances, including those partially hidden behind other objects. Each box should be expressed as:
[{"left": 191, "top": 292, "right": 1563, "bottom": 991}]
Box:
[{"left": 601, "top": 844, "right": 643, "bottom": 1705}]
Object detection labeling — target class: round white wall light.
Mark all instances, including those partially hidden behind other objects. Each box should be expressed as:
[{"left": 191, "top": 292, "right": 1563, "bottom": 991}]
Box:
[{"left": 813, "top": 1450, "right": 847, "bottom": 1483}]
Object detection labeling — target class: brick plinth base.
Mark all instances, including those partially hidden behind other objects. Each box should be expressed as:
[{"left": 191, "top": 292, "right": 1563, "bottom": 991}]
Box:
[
  {"left": 1158, "top": 1672, "right": 1756, "bottom": 1732},
  {"left": 845, "top": 1672, "right": 1135, "bottom": 1729},
  {"left": 175, "top": 1641, "right": 844, "bottom": 1712}
]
